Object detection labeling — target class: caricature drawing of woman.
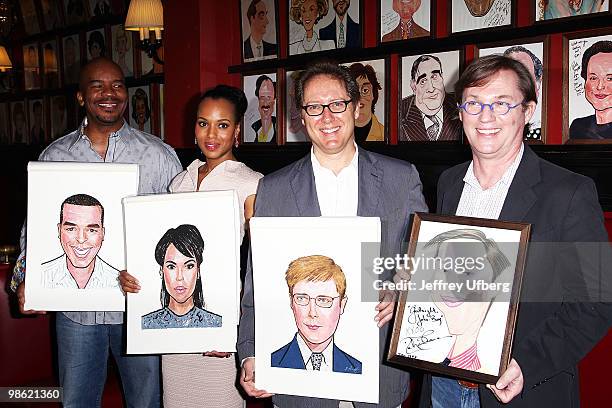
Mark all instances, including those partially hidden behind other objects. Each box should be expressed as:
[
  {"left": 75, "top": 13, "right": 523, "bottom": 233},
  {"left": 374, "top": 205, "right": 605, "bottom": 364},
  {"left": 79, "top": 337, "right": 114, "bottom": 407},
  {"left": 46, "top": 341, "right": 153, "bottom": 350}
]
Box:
[
  {"left": 289, "top": 0, "right": 334, "bottom": 55},
  {"left": 142, "top": 224, "right": 222, "bottom": 329}
]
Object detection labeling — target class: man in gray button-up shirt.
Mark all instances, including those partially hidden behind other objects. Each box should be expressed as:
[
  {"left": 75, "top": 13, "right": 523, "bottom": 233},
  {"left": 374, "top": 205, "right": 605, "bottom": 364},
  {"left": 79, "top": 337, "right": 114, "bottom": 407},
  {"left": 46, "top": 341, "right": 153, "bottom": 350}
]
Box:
[{"left": 12, "top": 57, "right": 182, "bottom": 407}]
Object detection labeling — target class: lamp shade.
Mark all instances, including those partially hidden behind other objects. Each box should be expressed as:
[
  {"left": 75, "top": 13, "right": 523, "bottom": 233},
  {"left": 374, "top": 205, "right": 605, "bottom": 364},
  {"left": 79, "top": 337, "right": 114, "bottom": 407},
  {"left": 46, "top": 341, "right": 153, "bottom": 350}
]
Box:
[
  {"left": 125, "top": 0, "right": 163, "bottom": 30},
  {"left": 0, "top": 45, "right": 11, "bottom": 71}
]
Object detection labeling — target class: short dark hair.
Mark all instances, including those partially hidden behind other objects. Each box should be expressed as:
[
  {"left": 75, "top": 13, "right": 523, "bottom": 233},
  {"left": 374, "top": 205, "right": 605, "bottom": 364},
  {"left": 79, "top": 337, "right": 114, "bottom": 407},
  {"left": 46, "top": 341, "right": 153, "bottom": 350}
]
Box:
[
  {"left": 60, "top": 193, "right": 104, "bottom": 225},
  {"left": 411, "top": 55, "right": 442, "bottom": 82},
  {"left": 201, "top": 84, "right": 248, "bottom": 122},
  {"left": 246, "top": 0, "right": 262, "bottom": 22},
  {"left": 155, "top": 224, "right": 205, "bottom": 309},
  {"left": 255, "top": 75, "right": 275, "bottom": 98},
  {"left": 87, "top": 31, "right": 105, "bottom": 56},
  {"left": 348, "top": 63, "right": 382, "bottom": 113},
  {"left": 454, "top": 55, "right": 537, "bottom": 106},
  {"left": 581, "top": 40, "right": 612, "bottom": 80},
  {"left": 131, "top": 88, "right": 151, "bottom": 123},
  {"left": 503, "top": 46, "right": 543, "bottom": 82},
  {"left": 295, "top": 61, "right": 360, "bottom": 108}
]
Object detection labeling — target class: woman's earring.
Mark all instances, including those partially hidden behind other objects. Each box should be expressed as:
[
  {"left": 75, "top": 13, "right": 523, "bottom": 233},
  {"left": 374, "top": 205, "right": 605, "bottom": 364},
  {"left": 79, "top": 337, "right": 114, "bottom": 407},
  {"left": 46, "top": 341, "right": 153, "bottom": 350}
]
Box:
[
  {"left": 234, "top": 136, "right": 239, "bottom": 148},
  {"left": 195, "top": 137, "right": 198, "bottom": 145}
]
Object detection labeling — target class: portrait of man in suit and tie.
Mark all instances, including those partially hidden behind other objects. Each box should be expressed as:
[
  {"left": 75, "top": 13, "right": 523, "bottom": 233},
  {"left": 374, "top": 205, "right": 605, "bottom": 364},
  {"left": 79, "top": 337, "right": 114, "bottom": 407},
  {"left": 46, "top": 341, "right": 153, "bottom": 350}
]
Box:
[
  {"left": 381, "top": 0, "right": 430, "bottom": 43},
  {"left": 400, "top": 54, "right": 462, "bottom": 141},
  {"left": 242, "top": 0, "right": 277, "bottom": 62},
  {"left": 249, "top": 75, "right": 277, "bottom": 143},
  {"left": 271, "top": 255, "right": 362, "bottom": 374},
  {"left": 319, "top": 0, "right": 361, "bottom": 49}
]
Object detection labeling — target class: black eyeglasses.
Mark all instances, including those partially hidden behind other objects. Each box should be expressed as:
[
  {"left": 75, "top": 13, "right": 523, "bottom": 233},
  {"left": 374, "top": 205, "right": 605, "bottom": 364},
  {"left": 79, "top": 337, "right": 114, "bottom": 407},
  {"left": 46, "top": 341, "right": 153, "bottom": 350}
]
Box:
[
  {"left": 302, "top": 100, "right": 352, "bottom": 116},
  {"left": 292, "top": 293, "right": 342, "bottom": 308},
  {"left": 457, "top": 101, "right": 524, "bottom": 115}
]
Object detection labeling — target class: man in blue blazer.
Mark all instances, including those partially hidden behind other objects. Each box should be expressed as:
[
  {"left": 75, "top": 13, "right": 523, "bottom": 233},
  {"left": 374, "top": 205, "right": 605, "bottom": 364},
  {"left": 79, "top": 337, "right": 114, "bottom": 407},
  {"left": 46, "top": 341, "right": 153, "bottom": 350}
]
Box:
[
  {"left": 319, "top": 0, "right": 361, "bottom": 49},
  {"left": 238, "top": 61, "right": 427, "bottom": 407},
  {"left": 271, "top": 255, "right": 362, "bottom": 375},
  {"left": 415, "top": 54, "right": 612, "bottom": 408}
]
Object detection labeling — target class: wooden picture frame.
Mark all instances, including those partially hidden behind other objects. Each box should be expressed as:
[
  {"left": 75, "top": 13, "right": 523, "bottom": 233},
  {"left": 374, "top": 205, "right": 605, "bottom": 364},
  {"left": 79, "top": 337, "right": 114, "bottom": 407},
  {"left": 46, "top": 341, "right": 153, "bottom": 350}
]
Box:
[
  {"left": 242, "top": 71, "right": 279, "bottom": 144},
  {"left": 449, "top": 0, "right": 514, "bottom": 35},
  {"left": 240, "top": 0, "right": 280, "bottom": 63},
  {"left": 378, "top": 0, "right": 434, "bottom": 44},
  {"left": 23, "top": 42, "right": 41, "bottom": 91},
  {"left": 285, "top": 68, "right": 309, "bottom": 143},
  {"left": 563, "top": 28, "right": 612, "bottom": 143},
  {"left": 62, "top": 34, "right": 81, "bottom": 85},
  {"left": 475, "top": 36, "right": 549, "bottom": 143},
  {"left": 86, "top": 28, "right": 108, "bottom": 61},
  {"left": 64, "top": 0, "right": 90, "bottom": 26},
  {"left": 128, "top": 85, "right": 152, "bottom": 134},
  {"left": 42, "top": 40, "right": 61, "bottom": 89},
  {"left": 398, "top": 49, "right": 464, "bottom": 142},
  {"left": 287, "top": 0, "right": 363, "bottom": 56},
  {"left": 388, "top": 213, "right": 530, "bottom": 384}
]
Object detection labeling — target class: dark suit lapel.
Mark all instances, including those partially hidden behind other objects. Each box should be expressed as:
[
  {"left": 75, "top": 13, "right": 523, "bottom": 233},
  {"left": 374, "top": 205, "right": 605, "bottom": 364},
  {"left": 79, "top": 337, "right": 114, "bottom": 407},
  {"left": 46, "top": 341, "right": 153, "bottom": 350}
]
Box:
[
  {"left": 290, "top": 154, "right": 322, "bottom": 216},
  {"left": 401, "top": 97, "right": 428, "bottom": 141},
  {"left": 498, "top": 146, "right": 540, "bottom": 222},
  {"left": 357, "top": 149, "right": 381, "bottom": 217},
  {"left": 439, "top": 166, "right": 466, "bottom": 215}
]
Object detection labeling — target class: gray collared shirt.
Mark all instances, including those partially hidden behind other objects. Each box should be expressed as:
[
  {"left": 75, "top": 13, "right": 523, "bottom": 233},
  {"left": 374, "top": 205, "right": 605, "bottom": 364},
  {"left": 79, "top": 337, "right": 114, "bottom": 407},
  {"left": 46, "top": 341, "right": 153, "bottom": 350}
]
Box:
[{"left": 15, "top": 119, "right": 183, "bottom": 325}]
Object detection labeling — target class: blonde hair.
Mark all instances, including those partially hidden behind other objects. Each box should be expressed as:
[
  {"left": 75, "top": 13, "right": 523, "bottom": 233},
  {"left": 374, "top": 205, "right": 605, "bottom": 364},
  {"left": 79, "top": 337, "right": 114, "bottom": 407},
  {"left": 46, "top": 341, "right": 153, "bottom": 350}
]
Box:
[
  {"left": 289, "top": 0, "right": 328, "bottom": 25},
  {"left": 285, "top": 255, "right": 346, "bottom": 297}
]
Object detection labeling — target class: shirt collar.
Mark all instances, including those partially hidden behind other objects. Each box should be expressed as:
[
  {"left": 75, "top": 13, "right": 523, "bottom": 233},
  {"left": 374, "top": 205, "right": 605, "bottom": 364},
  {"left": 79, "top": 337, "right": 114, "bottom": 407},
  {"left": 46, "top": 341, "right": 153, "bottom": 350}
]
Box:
[
  {"left": 296, "top": 332, "right": 333, "bottom": 368},
  {"left": 310, "top": 142, "right": 359, "bottom": 176},
  {"left": 463, "top": 143, "right": 524, "bottom": 190},
  {"left": 68, "top": 117, "right": 129, "bottom": 151}
]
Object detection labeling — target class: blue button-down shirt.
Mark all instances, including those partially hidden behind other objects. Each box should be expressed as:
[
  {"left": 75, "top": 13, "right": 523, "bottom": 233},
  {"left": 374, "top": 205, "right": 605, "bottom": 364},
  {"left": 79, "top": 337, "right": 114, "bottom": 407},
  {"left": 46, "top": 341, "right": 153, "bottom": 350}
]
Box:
[{"left": 12, "top": 119, "right": 183, "bottom": 325}]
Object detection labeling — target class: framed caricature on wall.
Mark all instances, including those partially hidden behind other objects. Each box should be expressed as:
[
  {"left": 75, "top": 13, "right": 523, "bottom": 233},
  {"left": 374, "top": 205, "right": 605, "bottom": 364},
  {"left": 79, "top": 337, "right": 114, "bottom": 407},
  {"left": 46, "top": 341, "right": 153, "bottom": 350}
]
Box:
[
  {"left": 340, "top": 58, "right": 388, "bottom": 143},
  {"left": 379, "top": 0, "right": 433, "bottom": 44},
  {"left": 477, "top": 38, "right": 548, "bottom": 142},
  {"left": 564, "top": 30, "right": 612, "bottom": 142},
  {"left": 129, "top": 86, "right": 152, "bottom": 134},
  {"left": 450, "top": 0, "right": 513, "bottom": 34},
  {"left": 399, "top": 50, "right": 463, "bottom": 142},
  {"left": 388, "top": 213, "right": 530, "bottom": 384},
  {"left": 243, "top": 72, "right": 278, "bottom": 144},
  {"left": 288, "top": 0, "right": 361, "bottom": 56},
  {"left": 240, "top": 0, "right": 279, "bottom": 63},
  {"left": 285, "top": 69, "right": 309, "bottom": 143},
  {"left": 535, "top": 0, "right": 608, "bottom": 21},
  {"left": 111, "top": 25, "right": 134, "bottom": 77}
]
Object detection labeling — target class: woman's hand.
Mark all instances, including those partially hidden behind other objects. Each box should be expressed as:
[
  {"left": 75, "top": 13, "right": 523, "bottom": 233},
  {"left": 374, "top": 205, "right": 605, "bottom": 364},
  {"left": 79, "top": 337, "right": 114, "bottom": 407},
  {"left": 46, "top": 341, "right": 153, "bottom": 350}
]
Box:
[
  {"left": 118, "top": 270, "right": 140, "bottom": 294},
  {"left": 203, "top": 351, "right": 232, "bottom": 358}
]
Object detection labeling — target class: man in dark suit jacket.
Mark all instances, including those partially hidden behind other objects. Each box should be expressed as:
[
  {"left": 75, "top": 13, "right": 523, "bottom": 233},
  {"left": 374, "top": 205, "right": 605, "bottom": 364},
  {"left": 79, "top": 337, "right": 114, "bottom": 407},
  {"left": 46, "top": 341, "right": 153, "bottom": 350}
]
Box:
[
  {"left": 238, "top": 62, "right": 428, "bottom": 407},
  {"left": 413, "top": 54, "right": 612, "bottom": 407},
  {"left": 243, "top": 0, "right": 276, "bottom": 61},
  {"left": 319, "top": 0, "right": 361, "bottom": 48},
  {"left": 399, "top": 55, "right": 462, "bottom": 142}
]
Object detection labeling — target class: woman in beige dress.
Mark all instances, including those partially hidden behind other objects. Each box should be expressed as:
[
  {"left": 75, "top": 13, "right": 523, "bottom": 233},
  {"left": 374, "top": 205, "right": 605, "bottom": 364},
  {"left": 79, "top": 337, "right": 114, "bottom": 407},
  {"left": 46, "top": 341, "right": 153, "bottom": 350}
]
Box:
[{"left": 120, "top": 85, "right": 262, "bottom": 407}]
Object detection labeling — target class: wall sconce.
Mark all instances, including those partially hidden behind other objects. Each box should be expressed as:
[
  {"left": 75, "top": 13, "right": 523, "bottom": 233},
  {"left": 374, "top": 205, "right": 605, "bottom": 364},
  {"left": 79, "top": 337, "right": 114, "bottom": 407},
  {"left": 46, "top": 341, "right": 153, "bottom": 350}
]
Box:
[
  {"left": 125, "top": 0, "right": 164, "bottom": 65},
  {"left": 0, "top": 45, "right": 11, "bottom": 71}
]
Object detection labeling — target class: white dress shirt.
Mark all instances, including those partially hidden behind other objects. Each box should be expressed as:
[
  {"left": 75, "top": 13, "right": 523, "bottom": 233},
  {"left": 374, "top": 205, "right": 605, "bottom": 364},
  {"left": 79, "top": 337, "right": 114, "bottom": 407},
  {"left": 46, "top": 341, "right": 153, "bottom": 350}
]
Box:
[
  {"left": 456, "top": 144, "right": 524, "bottom": 219},
  {"left": 310, "top": 145, "right": 359, "bottom": 216},
  {"left": 296, "top": 333, "right": 334, "bottom": 372}
]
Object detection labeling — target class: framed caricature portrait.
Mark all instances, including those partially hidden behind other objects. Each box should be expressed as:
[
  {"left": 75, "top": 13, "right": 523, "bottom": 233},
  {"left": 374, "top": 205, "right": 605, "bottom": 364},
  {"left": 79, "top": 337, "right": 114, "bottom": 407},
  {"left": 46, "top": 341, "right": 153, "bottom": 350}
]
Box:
[
  {"left": 251, "top": 217, "right": 381, "bottom": 403},
  {"left": 243, "top": 72, "right": 278, "bottom": 144},
  {"left": 285, "top": 69, "right": 309, "bottom": 142},
  {"left": 450, "top": 0, "right": 513, "bottom": 34},
  {"left": 288, "top": 0, "right": 361, "bottom": 56},
  {"left": 399, "top": 51, "right": 463, "bottom": 142},
  {"left": 40, "top": 0, "right": 63, "bottom": 31},
  {"left": 388, "top": 213, "right": 530, "bottom": 384},
  {"left": 340, "top": 58, "right": 387, "bottom": 143},
  {"left": 240, "top": 0, "right": 279, "bottom": 63},
  {"left": 86, "top": 29, "right": 107, "bottom": 61},
  {"left": 129, "top": 86, "right": 152, "bottom": 134},
  {"left": 111, "top": 25, "right": 134, "bottom": 77},
  {"left": 379, "top": 0, "right": 432, "bottom": 44},
  {"left": 125, "top": 191, "right": 240, "bottom": 354},
  {"left": 564, "top": 30, "right": 612, "bottom": 142},
  {"left": 62, "top": 34, "right": 81, "bottom": 85},
  {"left": 10, "top": 101, "right": 28, "bottom": 144},
  {"left": 89, "top": 0, "right": 113, "bottom": 19},
  {"left": 23, "top": 43, "right": 41, "bottom": 91},
  {"left": 477, "top": 39, "right": 548, "bottom": 142},
  {"left": 42, "top": 40, "right": 60, "bottom": 89},
  {"left": 28, "top": 98, "right": 46, "bottom": 145},
  {"left": 24, "top": 162, "right": 139, "bottom": 311},
  {"left": 19, "top": 0, "right": 40, "bottom": 36},
  {"left": 535, "top": 0, "right": 608, "bottom": 21},
  {"left": 64, "top": 0, "right": 89, "bottom": 26},
  {"left": 51, "top": 95, "right": 68, "bottom": 140},
  {"left": 0, "top": 103, "right": 10, "bottom": 144}
]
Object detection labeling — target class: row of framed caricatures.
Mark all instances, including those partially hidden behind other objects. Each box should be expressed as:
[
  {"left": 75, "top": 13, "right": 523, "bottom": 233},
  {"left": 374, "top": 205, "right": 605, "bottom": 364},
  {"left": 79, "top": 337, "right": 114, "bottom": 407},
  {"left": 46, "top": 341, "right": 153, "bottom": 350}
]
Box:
[
  {"left": 15, "top": 24, "right": 161, "bottom": 93},
  {"left": 18, "top": 0, "right": 126, "bottom": 36},
  {"left": 240, "top": 29, "right": 612, "bottom": 144},
  {"left": 0, "top": 83, "right": 165, "bottom": 145},
  {"left": 239, "top": 0, "right": 610, "bottom": 63}
]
